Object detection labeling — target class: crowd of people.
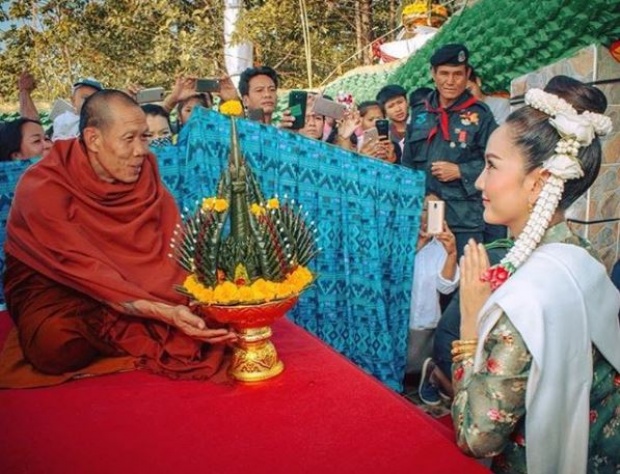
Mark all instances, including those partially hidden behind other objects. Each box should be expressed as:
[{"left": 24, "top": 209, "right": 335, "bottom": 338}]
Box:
[{"left": 0, "top": 41, "right": 619, "bottom": 473}]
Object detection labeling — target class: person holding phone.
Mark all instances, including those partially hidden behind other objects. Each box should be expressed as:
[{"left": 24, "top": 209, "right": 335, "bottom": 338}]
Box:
[
  {"left": 238, "top": 66, "right": 279, "bottom": 125},
  {"left": 352, "top": 101, "right": 397, "bottom": 163},
  {"left": 407, "top": 195, "right": 459, "bottom": 405},
  {"left": 376, "top": 84, "right": 409, "bottom": 160},
  {"left": 278, "top": 92, "right": 324, "bottom": 140}
]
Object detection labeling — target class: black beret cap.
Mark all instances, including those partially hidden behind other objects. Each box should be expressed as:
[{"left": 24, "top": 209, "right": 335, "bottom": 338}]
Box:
[
  {"left": 376, "top": 84, "right": 407, "bottom": 106},
  {"left": 430, "top": 43, "right": 469, "bottom": 67}
]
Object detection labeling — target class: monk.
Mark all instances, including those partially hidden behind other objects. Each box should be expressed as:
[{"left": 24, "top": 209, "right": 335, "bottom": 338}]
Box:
[{"left": 3, "top": 89, "right": 236, "bottom": 381}]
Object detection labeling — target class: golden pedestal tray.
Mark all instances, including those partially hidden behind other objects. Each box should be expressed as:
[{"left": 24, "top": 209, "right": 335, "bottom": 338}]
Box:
[{"left": 196, "top": 296, "right": 299, "bottom": 383}]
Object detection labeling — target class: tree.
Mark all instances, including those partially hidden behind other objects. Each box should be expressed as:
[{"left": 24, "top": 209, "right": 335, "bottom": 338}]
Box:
[
  {"left": 0, "top": 0, "right": 225, "bottom": 101},
  {"left": 236, "top": 0, "right": 395, "bottom": 89},
  {"left": 0, "top": 0, "right": 397, "bottom": 100}
]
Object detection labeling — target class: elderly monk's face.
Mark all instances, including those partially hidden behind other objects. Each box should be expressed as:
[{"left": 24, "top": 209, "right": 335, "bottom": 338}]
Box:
[{"left": 90, "top": 101, "right": 150, "bottom": 184}]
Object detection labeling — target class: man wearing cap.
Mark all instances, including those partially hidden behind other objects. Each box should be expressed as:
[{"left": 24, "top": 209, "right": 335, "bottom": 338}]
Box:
[
  {"left": 376, "top": 84, "right": 409, "bottom": 161},
  {"left": 52, "top": 77, "right": 103, "bottom": 141},
  {"left": 402, "top": 43, "right": 498, "bottom": 255}
]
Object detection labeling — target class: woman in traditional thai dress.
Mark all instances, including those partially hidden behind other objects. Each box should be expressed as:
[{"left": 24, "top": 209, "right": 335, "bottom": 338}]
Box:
[{"left": 452, "top": 76, "right": 620, "bottom": 473}]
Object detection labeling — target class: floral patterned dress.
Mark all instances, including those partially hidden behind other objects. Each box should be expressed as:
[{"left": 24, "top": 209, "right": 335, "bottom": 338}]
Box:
[{"left": 451, "top": 223, "right": 620, "bottom": 473}]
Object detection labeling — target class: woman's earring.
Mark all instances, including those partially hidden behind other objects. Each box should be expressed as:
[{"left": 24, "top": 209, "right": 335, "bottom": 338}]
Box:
[{"left": 528, "top": 201, "right": 534, "bottom": 214}]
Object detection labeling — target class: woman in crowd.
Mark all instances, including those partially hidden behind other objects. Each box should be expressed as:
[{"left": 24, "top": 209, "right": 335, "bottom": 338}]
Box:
[
  {"left": 141, "top": 104, "right": 173, "bottom": 146},
  {"left": 355, "top": 100, "right": 396, "bottom": 163},
  {"left": 0, "top": 118, "right": 52, "bottom": 161},
  {"left": 176, "top": 93, "right": 212, "bottom": 128},
  {"left": 453, "top": 76, "right": 620, "bottom": 473}
]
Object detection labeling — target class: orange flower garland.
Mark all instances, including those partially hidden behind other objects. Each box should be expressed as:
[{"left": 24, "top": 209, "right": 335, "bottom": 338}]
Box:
[{"left": 182, "top": 265, "right": 314, "bottom": 305}]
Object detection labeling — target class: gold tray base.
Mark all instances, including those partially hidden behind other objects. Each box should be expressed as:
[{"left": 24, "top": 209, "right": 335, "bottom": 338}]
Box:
[{"left": 229, "top": 326, "right": 284, "bottom": 383}]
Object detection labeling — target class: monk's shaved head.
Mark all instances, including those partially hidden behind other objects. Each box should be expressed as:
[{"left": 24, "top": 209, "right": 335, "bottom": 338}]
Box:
[{"left": 79, "top": 89, "right": 141, "bottom": 136}]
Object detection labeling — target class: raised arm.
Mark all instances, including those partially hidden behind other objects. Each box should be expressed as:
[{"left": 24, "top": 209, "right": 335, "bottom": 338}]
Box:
[{"left": 18, "top": 71, "right": 40, "bottom": 121}]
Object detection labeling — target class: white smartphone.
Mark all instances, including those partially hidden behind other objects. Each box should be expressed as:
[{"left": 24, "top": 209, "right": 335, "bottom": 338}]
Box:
[
  {"left": 136, "top": 87, "right": 166, "bottom": 104},
  {"left": 427, "top": 200, "right": 445, "bottom": 235},
  {"left": 362, "top": 127, "right": 379, "bottom": 144},
  {"left": 312, "top": 96, "right": 346, "bottom": 120},
  {"left": 49, "top": 98, "right": 74, "bottom": 121}
]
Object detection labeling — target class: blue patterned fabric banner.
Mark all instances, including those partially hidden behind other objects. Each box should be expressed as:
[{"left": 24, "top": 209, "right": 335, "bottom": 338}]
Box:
[
  {"left": 0, "top": 109, "right": 424, "bottom": 391},
  {"left": 0, "top": 159, "right": 36, "bottom": 307},
  {"left": 156, "top": 109, "right": 425, "bottom": 391}
]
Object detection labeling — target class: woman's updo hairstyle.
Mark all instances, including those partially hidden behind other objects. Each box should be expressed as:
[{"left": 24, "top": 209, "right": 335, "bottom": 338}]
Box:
[{"left": 505, "top": 75, "right": 607, "bottom": 210}]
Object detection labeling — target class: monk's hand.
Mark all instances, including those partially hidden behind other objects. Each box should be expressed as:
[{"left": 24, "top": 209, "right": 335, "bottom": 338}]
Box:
[
  {"left": 117, "top": 300, "right": 237, "bottom": 344},
  {"left": 459, "top": 240, "right": 491, "bottom": 340},
  {"left": 169, "top": 306, "right": 238, "bottom": 344},
  {"left": 431, "top": 161, "right": 461, "bottom": 182}
]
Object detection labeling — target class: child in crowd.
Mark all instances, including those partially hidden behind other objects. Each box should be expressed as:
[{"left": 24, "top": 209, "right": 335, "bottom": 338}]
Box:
[
  {"left": 353, "top": 101, "right": 397, "bottom": 163},
  {"left": 407, "top": 194, "right": 459, "bottom": 405}
]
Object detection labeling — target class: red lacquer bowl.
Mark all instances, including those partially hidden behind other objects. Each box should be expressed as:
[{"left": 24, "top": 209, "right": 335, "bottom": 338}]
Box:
[{"left": 195, "top": 296, "right": 299, "bottom": 329}]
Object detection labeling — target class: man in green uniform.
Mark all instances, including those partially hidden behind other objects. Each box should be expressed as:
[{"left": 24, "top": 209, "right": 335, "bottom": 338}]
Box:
[{"left": 402, "top": 44, "right": 499, "bottom": 255}]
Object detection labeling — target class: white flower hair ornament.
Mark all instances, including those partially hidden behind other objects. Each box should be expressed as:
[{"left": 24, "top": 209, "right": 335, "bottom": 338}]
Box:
[{"left": 481, "top": 88, "right": 613, "bottom": 290}]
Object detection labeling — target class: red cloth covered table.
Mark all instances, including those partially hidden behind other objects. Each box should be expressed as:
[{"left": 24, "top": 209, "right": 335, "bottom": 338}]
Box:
[{"left": 0, "top": 312, "right": 488, "bottom": 474}]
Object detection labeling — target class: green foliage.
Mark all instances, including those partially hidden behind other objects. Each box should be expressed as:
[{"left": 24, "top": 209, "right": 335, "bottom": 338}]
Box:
[
  {"left": 234, "top": 0, "right": 395, "bottom": 89},
  {"left": 390, "top": 0, "right": 620, "bottom": 93},
  {"left": 0, "top": 0, "right": 398, "bottom": 101},
  {"left": 0, "top": 0, "right": 225, "bottom": 101}
]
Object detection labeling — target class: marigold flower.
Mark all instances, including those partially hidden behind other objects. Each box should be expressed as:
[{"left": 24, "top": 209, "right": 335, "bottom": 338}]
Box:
[
  {"left": 202, "top": 197, "right": 217, "bottom": 211},
  {"left": 266, "top": 198, "right": 280, "bottom": 210},
  {"left": 250, "top": 203, "right": 266, "bottom": 217},
  {"left": 213, "top": 199, "right": 229, "bottom": 213},
  {"left": 274, "top": 283, "right": 295, "bottom": 299},
  {"left": 238, "top": 285, "right": 260, "bottom": 302},
  {"left": 219, "top": 99, "right": 244, "bottom": 117},
  {"left": 251, "top": 278, "right": 278, "bottom": 301},
  {"left": 213, "top": 281, "right": 239, "bottom": 303}
]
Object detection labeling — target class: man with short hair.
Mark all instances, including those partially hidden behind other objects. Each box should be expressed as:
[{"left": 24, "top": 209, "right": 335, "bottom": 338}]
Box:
[
  {"left": 52, "top": 77, "right": 103, "bottom": 140},
  {"left": 4, "top": 90, "right": 235, "bottom": 383},
  {"left": 402, "top": 44, "right": 498, "bottom": 255},
  {"left": 376, "top": 84, "right": 409, "bottom": 160},
  {"left": 238, "top": 66, "right": 279, "bottom": 124}
]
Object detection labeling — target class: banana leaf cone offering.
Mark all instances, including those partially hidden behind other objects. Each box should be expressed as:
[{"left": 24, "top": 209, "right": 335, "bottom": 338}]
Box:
[{"left": 169, "top": 118, "right": 319, "bottom": 382}]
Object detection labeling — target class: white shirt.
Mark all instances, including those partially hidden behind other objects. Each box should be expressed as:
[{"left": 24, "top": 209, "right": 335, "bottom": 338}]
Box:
[
  {"left": 52, "top": 110, "right": 80, "bottom": 141},
  {"left": 484, "top": 96, "right": 511, "bottom": 124},
  {"left": 409, "top": 238, "right": 459, "bottom": 330}
]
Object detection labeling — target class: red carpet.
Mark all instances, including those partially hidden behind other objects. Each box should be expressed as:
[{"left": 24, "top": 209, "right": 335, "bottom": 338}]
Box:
[{"left": 0, "top": 311, "right": 488, "bottom": 474}]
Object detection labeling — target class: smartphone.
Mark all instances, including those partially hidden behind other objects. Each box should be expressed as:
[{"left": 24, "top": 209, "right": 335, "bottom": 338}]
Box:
[
  {"left": 288, "top": 90, "right": 307, "bottom": 130},
  {"left": 247, "top": 108, "right": 265, "bottom": 122},
  {"left": 312, "top": 96, "right": 346, "bottom": 120},
  {"left": 362, "top": 127, "right": 379, "bottom": 145},
  {"left": 427, "top": 200, "right": 445, "bottom": 235},
  {"left": 136, "top": 87, "right": 165, "bottom": 104},
  {"left": 375, "top": 119, "right": 390, "bottom": 138},
  {"left": 49, "top": 98, "right": 74, "bottom": 120},
  {"left": 196, "top": 78, "right": 221, "bottom": 93}
]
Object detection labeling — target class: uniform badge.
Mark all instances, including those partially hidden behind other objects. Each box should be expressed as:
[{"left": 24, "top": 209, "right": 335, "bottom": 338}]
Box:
[
  {"left": 450, "top": 142, "right": 456, "bottom": 148},
  {"left": 415, "top": 113, "right": 428, "bottom": 125},
  {"left": 458, "top": 50, "right": 466, "bottom": 63},
  {"left": 460, "top": 111, "right": 479, "bottom": 126}
]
